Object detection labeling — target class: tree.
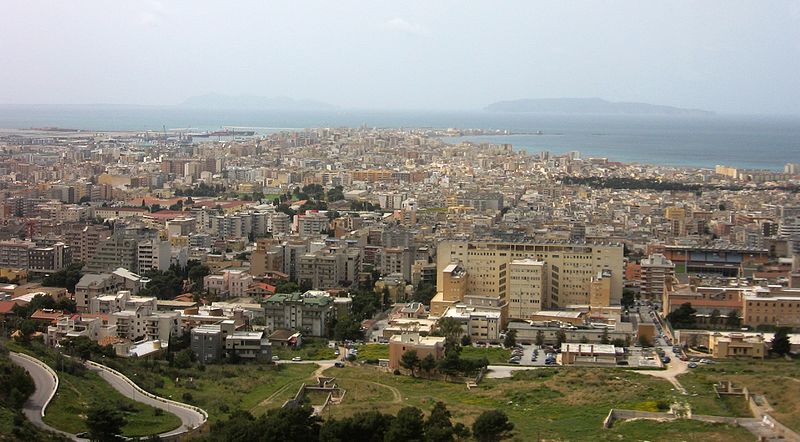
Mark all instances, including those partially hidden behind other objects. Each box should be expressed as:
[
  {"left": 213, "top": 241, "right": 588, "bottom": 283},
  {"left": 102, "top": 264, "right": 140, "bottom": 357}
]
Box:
[
  {"left": 772, "top": 327, "right": 791, "bottom": 356},
  {"left": 709, "top": 309, "right": 721, "bottom": 329},
  {"left": 555, "top": 329, "right": 567, "bottom": 347},
  {"left": 319, "top": 410, "right": 394, "bottom": 442},
  {"left": 333, "top": 317, "right": 363, "bottom": 342},
  {"left": 503, "top": 330, "right": 517, "bottom": 349},
  {"left": 725, "top": 309, "right": 741, "bottom": 329},
  {"left": 413, "top": 282, "right": 437, "bottom": 305},
  {"left": 424, "top": 402, "right": 454, "bottom": 442},
  {"left": 326, "top": 186, "right": 345, "bottom": 202},
  {"left": 621, "top": 289, "right": 636, "bottom": 309},
  {"left": 384, "top": 407, "right": 424, "bottom": 442},
  {"left": 460, "top": 334, "right": 472, "bottom": 347},
  {"left": 535, "top": 330, "right": 545, "bottom": 347},
  {"left": 420, "top": 353, "right": 437, "bottom": 374},
  {"left": 41, "top": 262, "right": 84, "bottom": 293},
  {"left": 667, "top": 303, "right": 697, "bottom": 329},
  {"left": 401, "top": 350, "right": 421, "bottom": 377},
  {"left": 600, "top": 328, "right": 610, "bottom": 345},
  {"left": 86, "top": 402, "right": 127, "bottom": 441},
  {"left": 174, "top": 348, "right": 193, "bottom": 368},
  {"left": 435, "top": 317, "right": 464, "bottom": 344},
  {"left": 472, "top": 410, "right": 514, "bottom": 442}
]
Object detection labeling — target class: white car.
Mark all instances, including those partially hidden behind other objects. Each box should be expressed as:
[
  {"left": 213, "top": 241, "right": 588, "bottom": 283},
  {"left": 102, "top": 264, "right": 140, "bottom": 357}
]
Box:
[{"left": 291, "top": 356, "right": 302, "bottom": 362}]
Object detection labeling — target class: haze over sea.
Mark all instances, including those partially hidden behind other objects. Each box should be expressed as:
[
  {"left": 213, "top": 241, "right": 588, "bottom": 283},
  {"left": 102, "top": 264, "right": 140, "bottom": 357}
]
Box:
[{"left": 0, "top": 105, "right": 797, "bottom": 171}]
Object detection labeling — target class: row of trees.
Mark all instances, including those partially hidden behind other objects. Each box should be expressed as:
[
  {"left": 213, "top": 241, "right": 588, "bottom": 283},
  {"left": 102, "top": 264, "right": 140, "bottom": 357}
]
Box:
[
  {"left": 41, "top": 262, "right": 84, "bottom": 293},
  {"left": 666, "top": 302, "right": 741, "bottom": 329},
  {"left": 203, "top": 401, "right": 513, "bottom": 442}
]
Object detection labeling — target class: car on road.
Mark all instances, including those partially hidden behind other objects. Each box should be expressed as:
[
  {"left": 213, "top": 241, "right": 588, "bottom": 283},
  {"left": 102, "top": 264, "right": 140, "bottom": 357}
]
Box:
[
  {"left": 272, "top": 355, "right": 280, "bottom": 361},
  {"left": 334, "top": 361, "right": 345, "bottom": 368},
  {"left": 334, "top": 350, "right": 340, "bottom": 356},
  {"left": 688, "top": 362, "right": 698, "bottom": 368},
  {"left": 291, "top": 356, "right": 302, "bottom": 362},
  {"left": 661, "top": 356, "right": 671, "bottom": 364}
]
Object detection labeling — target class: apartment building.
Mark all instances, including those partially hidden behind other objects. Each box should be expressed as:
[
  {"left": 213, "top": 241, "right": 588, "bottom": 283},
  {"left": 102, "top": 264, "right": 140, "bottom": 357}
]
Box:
[
  {"left": 0, "top": 239, "right": 34, "bottom": 269},
  {"left": 639, "top": 253, "right": 675, "bottom": 299},
  {"left": 28, "top": 242, "right": 72, "bottom": 274},
  {"left": 298, "top": 247, "right": 360, "bottom": 289},
  {"left": 75, "top": 268, "right": 148, "bottom": 312},
  {"left": 63, "top": 224, "right": 111, "bottom": 264},
  {"left": 297, "top": 211, "right": 330, "bottom": 236},
  {"left": 435, "top": 240, "right": 624, "bottom": 309},
  {"left": 262, "top": 291, "right": 334, "bottom": 337},
  {"left": 136, "top": 239, "right": 170, "bottom": 274},
  {"left": 84, "top": 233, "right": 138, "bottom": 274},
  {"left": 225, "top": 331, "right": 272, "bottom": 361},
  {"left": 203, "top": 269, "right": 254, "bottom": 298}
]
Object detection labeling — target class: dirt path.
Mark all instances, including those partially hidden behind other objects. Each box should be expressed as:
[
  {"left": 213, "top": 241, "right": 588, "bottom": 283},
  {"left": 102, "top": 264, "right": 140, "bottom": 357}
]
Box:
[{"left": 634, "top": 359, "right": 689, "bottom": 395}]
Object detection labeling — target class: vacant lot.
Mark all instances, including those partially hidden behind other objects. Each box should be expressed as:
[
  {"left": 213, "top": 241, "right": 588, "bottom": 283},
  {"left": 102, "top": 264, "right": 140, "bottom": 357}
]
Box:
[
  {"left": 461, "top": 346, "right": 512, "bottom": 364},
  {"left": 354, "top": 344, "right": 389, "bottom": 361},
  {"left": 323, "top": 365, "right": 753, "bottom": 441},
  {"left": 105, "top": 358, "right": 319, "bottom": 423},
  {"left": 678, "top": 358, "right": 800, "bottom": 431}
]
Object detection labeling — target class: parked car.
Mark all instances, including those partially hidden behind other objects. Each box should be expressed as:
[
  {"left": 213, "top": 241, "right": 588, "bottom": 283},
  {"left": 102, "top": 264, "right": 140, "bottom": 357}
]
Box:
[
  {"left": 508, "top": 359, "right": 520, "bottom": 365},
  {"left": 292, "top": 356, "right": 302, "bottom": 362},
  {"left": 272, "top": 355, "right": 280, "bottom": 361},
  {"left": 334, "top": 361, "right": 345, "bottom": 368},
  {"left": 661, "top": 356, "right": 671, "bottom": 364},
  {"left": 688, "top": 362, "right": 698, "bottom": 369}
]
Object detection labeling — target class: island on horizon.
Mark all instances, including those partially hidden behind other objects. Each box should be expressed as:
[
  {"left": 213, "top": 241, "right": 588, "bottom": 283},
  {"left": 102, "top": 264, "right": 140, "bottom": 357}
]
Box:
[{"left": 485, "top": 97, "right": 714, "bottom": 116}]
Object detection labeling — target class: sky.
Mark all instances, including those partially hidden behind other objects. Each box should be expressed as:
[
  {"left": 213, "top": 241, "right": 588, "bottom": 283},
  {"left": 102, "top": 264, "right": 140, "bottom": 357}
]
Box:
[{"left": 1, "top": 1, "right": 799, "bottom": 114}]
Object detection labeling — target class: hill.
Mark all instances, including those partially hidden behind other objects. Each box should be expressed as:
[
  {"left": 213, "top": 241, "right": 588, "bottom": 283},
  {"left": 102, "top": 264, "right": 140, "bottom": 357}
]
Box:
[{"left": 485, "top": 97, "right": 713, "bottom": 115}]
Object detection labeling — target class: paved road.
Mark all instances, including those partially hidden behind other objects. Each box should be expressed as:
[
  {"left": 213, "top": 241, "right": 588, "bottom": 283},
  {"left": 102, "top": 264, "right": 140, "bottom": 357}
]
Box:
[
  {"left": 9, "top": 352, "right": 81, "bottom": 441},
  {"left": 85, "top": 363, "right": 205, "bottom": 438}
]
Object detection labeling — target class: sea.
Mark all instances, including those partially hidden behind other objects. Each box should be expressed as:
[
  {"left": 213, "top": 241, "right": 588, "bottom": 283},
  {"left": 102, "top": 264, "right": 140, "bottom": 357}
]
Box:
[{"left": 0, "top": 105, "right": 797, "bottom": 171}]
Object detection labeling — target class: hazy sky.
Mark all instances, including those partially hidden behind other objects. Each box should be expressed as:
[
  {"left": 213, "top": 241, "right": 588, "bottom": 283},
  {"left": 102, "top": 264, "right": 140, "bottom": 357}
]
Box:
[{"left": 2, "top": 1, "right": 799, "bottom": 114}]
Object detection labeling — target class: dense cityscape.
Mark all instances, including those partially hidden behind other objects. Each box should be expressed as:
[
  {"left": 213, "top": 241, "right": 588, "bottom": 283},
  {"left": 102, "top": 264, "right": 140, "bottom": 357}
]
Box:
[{"left": 0, "top": 124, "right": 798, "bottom": 441}]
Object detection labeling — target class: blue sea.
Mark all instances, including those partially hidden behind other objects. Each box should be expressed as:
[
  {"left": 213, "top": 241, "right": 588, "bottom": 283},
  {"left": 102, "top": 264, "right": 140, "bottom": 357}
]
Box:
[{"left": 0, "top": 105, "right": 797, "bottom": 171}]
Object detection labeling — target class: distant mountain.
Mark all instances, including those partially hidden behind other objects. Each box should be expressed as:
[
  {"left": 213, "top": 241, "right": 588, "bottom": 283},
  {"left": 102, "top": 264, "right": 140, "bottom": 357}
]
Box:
[
  {"left": 180, "top": 93, "right": 338, "bottom": 111},
  {"left": 485, "top": 97, "right": 713, "bottom": 115}
]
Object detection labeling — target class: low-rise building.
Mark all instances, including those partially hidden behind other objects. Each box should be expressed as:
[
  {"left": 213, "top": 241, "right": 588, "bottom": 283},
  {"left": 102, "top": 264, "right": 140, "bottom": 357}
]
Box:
[
  {"left": 225, "top": 331, "right": 271, "bottom": 361},
  {"left": 388, "top": 332, "right": 445, "bottom": 369}
]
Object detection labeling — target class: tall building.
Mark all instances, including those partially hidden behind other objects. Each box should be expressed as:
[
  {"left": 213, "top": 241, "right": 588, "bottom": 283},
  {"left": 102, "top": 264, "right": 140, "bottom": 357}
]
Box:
[
  {"left": 507, "top": 259, "right": 544, "bottom": 320},
  {"left": 435, "top": 240, "right": 624, "bottom": 309},
  {"left": 84, "top": 232, "right": 139, "bottom": 274},
  {"left": 639, "top": 253, "right": 675, "bottom": 300},
  {"left": 63, "top": 224, "right": 112, "bottom": 264}
]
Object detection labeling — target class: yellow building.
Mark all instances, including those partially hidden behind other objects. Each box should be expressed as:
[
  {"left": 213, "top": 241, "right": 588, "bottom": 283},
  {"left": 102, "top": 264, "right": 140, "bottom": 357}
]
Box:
[
  {"left": 436, "top": 240, "right": 624, "bottom": 309},
  {"left": 430, "top": 263, "right": 467, "bottom": 316},
  {"left": 710, "top": 333, "right": 765, "bottom": 359},
  {"left": 743, "top": 286, "right": 800, "bottom": 328},
  {"left": 589, "top": 270, "right": 612, "bottom": 307},
  {"left": 508, "top": 259, "right": 544, "bottom": 319}
]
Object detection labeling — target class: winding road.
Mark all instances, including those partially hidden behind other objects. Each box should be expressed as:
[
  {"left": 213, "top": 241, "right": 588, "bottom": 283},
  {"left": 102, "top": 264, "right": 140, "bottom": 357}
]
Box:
[
  {"left": 9, "top": 352, "right": 81, "bottom": 441},
  {"left": 10, "top": 352, "right": 206, "bottom": 440},
  {"left": 85, "top": 362, "right": 207, "bottom": 438}
]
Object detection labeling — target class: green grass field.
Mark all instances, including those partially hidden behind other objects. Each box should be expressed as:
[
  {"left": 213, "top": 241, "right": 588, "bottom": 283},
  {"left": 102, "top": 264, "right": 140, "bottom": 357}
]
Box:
[
  {"left": 320, "top": 364, "right": 753, "bottom": 441},
  {"left": 105, "top": 358, "right": 320, "bottom": 423},
  {"left": 273, "top": 339, "right": 337, "bottom": 361},
  {"left": 354, "top": 344, "right": 389, "bottom": 361},
  {"left": 44, "top": 370, "right": 181, "bottom": 437}
]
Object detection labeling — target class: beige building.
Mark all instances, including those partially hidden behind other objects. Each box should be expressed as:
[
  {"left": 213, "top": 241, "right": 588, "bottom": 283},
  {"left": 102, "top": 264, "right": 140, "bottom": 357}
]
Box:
[
  {"left": 743, "top": 286, "right": 800, "bottom": 328},
  {"left": 508, "top": 259, "right": 544, "bottom": 320},
  {"left": 388, "top": 333, "right": 445, "bottom": 370},
  {"left": 436, "top": 240, "right": 624, "bottom": 309},
  {"left": 710, "top": 333, "right": 766, "bottom": 359}
]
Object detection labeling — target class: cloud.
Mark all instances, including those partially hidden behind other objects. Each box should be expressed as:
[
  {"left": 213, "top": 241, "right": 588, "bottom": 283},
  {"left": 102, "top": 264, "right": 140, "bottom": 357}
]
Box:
[{"left": 382, "top": 17, "right": 427, "bottom": 36}]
